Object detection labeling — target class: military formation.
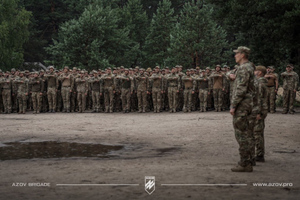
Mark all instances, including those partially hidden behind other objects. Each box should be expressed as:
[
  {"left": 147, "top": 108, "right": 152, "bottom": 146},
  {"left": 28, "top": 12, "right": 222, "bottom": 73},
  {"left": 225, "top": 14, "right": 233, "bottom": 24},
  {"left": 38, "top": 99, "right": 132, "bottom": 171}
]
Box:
[{"left": 0, "top": 61, "right": 298, "bottom": 116}]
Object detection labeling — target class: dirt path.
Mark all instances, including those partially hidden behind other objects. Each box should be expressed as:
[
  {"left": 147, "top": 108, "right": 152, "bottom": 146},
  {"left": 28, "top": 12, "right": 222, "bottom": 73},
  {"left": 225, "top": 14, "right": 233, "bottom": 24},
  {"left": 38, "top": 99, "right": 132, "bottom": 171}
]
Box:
[{"left": 0, "top": 110, "right": 299, "bottom": 200}]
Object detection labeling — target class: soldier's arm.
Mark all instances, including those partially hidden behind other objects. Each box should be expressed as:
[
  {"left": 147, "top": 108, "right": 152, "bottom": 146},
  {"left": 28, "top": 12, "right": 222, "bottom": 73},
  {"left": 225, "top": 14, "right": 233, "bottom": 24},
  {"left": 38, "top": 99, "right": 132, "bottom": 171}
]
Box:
[{"left": 231, "top": 66, "right": 250, "bottom": 109}]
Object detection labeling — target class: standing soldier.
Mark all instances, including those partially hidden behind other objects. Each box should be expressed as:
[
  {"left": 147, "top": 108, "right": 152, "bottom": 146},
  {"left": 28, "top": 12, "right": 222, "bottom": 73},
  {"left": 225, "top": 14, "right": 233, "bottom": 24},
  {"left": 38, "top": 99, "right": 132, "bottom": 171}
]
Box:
[
  {"left": 114, "top": 68, "right": 122, "bottom": 112},
  {"left": 167, "top": 67, "right": 180, "bottom": 113},
  {"left": 101, "top": 67, "right": 115, "bottom": 113},
  {"left": 89, "top": 70, "right": 102, "bottom": 113},
  {"left": 281, "top": 64, "right": 298, "bottom": 114},
  {"left": 177, "top": 66, "right": 184, "bottom": 111},
  {"left": 14, "top": 71, "right": 29, "bottom": 114},
  {"left": 45, "top": 66, "right": 58, "bottom": 113},
  {"left": 252, "top": 65, "right": 268, "bottom": 162},
  {"left": 29, "top": 72, "right": 44, "bottom": 114},
  {"left": 0, "top": 71, "right": 13, "bottom": 113},
  {"left": 230, "top": 46, "right": 255, "bottom": 172},
  {"left": 205, "top": 67, "right": 213, "bottom": 110},
  {"left": 75, "top": 71, "right": 88, "bottom": 113},
  {"left": 39, "top": 70, "right": 48, "bottom": 113},
  {"left": 59, "top": 66, "right": 74, "bottom": 113},
  {"left": 56, "top": 70, "right": 63, "bottom": 112},
  {"left": 264, "top": 66, "right": 278, "bottom": 113},
  {"left": 210, "top": 65, "right": 226, "bottom": 112},
  {"left": 135, "top": 68, "right": 149, "bottom": 113},
  {"left": 71, "top": 67, "right": 78, "bottom": 112},
  {"left": 118, "top": 68, "right": 132, "bottom": 113},
  {"left": 149, "top": 66, "right": 163, "bottom": 113},
  {"left": 181, "top": 70, "right": 195, "bottom": 112},
  {"left": 10, "top": 68, "right": 18, "bottom": 113},
  {"left": 194, "top": 70, "right": 210, "bottom": 112}
]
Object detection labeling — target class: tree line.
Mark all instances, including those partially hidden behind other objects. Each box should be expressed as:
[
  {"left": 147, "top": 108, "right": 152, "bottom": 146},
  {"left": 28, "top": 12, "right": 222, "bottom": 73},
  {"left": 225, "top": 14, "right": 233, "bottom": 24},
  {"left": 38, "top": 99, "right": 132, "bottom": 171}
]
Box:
[{"left": 1, "top": 0, "right": 299, "bottom": 73}]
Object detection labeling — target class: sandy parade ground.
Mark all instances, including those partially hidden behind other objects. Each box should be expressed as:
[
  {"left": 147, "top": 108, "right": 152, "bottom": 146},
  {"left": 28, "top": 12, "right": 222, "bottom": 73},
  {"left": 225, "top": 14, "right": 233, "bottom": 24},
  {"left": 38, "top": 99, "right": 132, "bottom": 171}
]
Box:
[{"left": 0, "top": 109, "right": 299, "bottom": 200}]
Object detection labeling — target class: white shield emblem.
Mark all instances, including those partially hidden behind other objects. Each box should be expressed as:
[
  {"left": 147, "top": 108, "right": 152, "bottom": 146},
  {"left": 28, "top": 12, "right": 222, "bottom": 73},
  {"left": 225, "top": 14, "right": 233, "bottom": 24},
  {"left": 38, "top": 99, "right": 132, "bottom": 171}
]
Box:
[{"left": 145, "top": 176, "right": 155, "bottom": 195}]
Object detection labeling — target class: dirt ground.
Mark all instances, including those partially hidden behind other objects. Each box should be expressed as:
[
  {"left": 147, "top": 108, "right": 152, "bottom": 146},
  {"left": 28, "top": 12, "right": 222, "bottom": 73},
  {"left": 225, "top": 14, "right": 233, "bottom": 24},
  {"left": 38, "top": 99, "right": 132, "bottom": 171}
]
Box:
[{"left": 0, "top": 109, "right": 299, "bottom": 200}]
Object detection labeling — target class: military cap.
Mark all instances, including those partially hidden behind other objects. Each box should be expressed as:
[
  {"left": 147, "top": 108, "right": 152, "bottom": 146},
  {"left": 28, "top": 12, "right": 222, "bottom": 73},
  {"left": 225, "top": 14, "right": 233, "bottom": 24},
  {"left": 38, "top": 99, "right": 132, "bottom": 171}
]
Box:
[
  {"left": 11, "top": 68, "right": 16, "bottom": 72},
  {"left": 161, "top": 69, "right": 165, "bottom": 71},
  {"left": 64, "top": 66, "right": 69, "bottom": 70},
  {"left": 106, "top": 67, "right": 111, "bottom": 70},
  {"left": 165, "top": 67, "right": 169, "bottom": 69},
  {"left": 140, "top": 68, "right": 145, "bottom": 71},
  {"left": 92, "top": 70, "right": 97, "bottom": 74},
  {"left": 0, "top": 69, "right": 2, "bottom": 73},
  {"left": 73, "top": 67, "right": 77, "bottom": 70},
  {"left": 33, "top": 71, "right": 39, "bottom": 74},
  {"left": 129, "top": 68, "right": 133, "bottom": 70},
  {"left": 215, "top": 65, "right": 221, "bottom": 69},
  {"left": 205, "top": 67, "right": 211, "bottom": 70},
  {"left": 49, "top": 66, "right": 54, "bottom": 69},
  {"left": 255, "top": 65, "right": 267, "bottom": 75},
  {"left": 286, "top": 64, "right": 293, "bottom": 68},
  {"left": 117, "top": 67, "right": 120, "bottom": 70},
  {"left": 120, "top": 66, "right": 124, "bottom": 69},
  {"left": 135, "top": 66, "right": 139, "bottom": 69},
  {"left": 186, "top": 69, "right": 190, "bottom": 72},
  {"left": 267, "top": 66, "right": 274, "bottom": 69},
  {"left": 233, "top": 46, "right": 251, "bottom": 56},
  {"left": 223, "top": 65, "right": 228, "bottom": 68},
  {"left": 19, "top": 71, "right": 25, "bottom": 74},
  {"left": 147, "top": 67, "right": 152, "bottom": 72},
  {"left": 196, "top": 66, "right": 200, "bottom": 70},
  {"left": 124, "top": 68, "right": 129, "bottom": 71}
]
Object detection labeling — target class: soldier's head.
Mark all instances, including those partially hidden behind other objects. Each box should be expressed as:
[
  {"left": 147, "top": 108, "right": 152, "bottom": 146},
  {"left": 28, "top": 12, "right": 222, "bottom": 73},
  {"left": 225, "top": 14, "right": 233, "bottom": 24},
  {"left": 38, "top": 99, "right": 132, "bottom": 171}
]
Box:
[
  {"left": 124, "top": 68, "right": 129, "bottom": 75},
  {"left": 205, "top": 67, "right": 210, "bottom": 73},
  {"left": 49, "top": 66, "right": 54, "bottom": 72},
  {"left": 155, "top": 66, "right": 160, "bottom": 73},
  {"left": 165, "top": 67, "right": 170, "bottom": 73},
  {"left": 215, "top": 65, "right": 221, "bottom": 72},
  {"left": 134, "top": 66, "right": 139, "bottom": 73},
  {"left": 171, "top": 67, "right": 176, "bottom": 74},
  {"left": 140, "top": 68, "right": 145, "bottom": 75},
  {"left": 72, "top": 67, "right": 77, "bottom": 73},
  {"left": 255, "top": 65, "right": 267, "bottom": 77},
  {"left": 186, "top": 69, "right": 190, "bottom": 76},
  {"left": 11, "top": 68, "right": 16, "bottom": 75},
  {"left": 233, "top": 46, "right": 250, "bottom": 64},
  {"left": 19, "top": 71, "right": 24, "bottom": 77},
  {"left": 64, "top": 66, "right": 69, "bottom": 73},
  {"left": 161, "top": 69, "right": 165, "bottom": 75},
  {"left": 106, "top": 67, "right": 112, "bottom": 74},
  {"left": 286, "top": 64, "right": 293, "bottom": 72},
  {"left": 33, "top": 72, "right": 39, "bottom": 78},
  {"left": 4, "top": 71, "right": 10, "bottom": 77},
  {"left": 40, "top": 70, "right": 44, "bottom": 76}
]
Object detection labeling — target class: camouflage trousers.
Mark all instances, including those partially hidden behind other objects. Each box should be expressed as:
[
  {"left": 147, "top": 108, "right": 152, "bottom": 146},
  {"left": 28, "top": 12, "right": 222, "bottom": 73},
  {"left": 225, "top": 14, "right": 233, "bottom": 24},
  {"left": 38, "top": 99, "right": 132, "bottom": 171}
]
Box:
[
  {"left": 233, "top": 100, "right": 253, "bottom": 167},
  {"left": 213, "top": 89, "right": 223, "bottom": 110},
  {"left": 17, "top": 93, "right": 27, "bottom": 113},
  {"left": 32, "top": 92, "right": 42, "bottom": 112},
  {"left": 283, "top": 89, "right": 295, "bottom": 112},
  {"left": 137, "top": 89, "right": 147, "bottom": 112},
  {"left": 152, "top": 88, "right": 161, "bottom": 112},
  {"left": 183, "top": 88, "right": 192, "bottom": 112},
  {"left": 199, "top": 89, "right": 208, "bottom": 109},
  {"left": 266, "top": 86, "right": 276, "bottom": 112},
  {"left": 56, "top": 90, "right": 62, "bottom": 112},
  {"left": 177, "top": 89, "right": 184, "bottom": 111},
  {"left": 70, "top": 91, "right": 76, "bottom": 112},
  {"left": 12, "top": 92, "right": 18, "bottom": 112},
  {"left": 61, "top": 86, "right": 71, "bottom": 111},
  {"left": 91, "top": 91, "right": 100, "bottom": 111},
  {"left": 41, "top": 92, "right": 48, "bottom": 112},
  {"left": 77, "top": 91, "right": 86, "bottom": 112},
  {"left": 114, "top": 90, "right": 122, "bottom": 112},
  {"left": 168, "top": 87, "right": 178, "bottom": 112},
  {"left": 47, "top": 87, "right": 57, "bottom": 111},
  {"left": 162, "top": 90, "right": 169, "bottom": 110},
  {"left": 254, "top": 111, "right": 267, "bottom": 157},
  {"left": 2, "top": 89, "right": 12, "bottom": 112},
  {"left": 104, "top": 87, "right": 114, "bottom": 112},
  {"left": 121, "top": 88, "right": 131, "bottom": 111}
]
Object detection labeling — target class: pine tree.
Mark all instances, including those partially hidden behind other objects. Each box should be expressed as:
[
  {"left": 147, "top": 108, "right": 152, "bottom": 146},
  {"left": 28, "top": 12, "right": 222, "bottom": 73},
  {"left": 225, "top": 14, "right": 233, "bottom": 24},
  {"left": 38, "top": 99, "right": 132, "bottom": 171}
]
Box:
[
  {"left": 0, "top": 0, "right": 31, "bottom": 70},
  {"left": 143, "top": 0, "right": 175, "bottom": 68},
  {"left": 167, "top": 0, "right": 229, "bottom": 69},
  {"left": 45, "top": 2, "right": 135, "bottom": 70}
]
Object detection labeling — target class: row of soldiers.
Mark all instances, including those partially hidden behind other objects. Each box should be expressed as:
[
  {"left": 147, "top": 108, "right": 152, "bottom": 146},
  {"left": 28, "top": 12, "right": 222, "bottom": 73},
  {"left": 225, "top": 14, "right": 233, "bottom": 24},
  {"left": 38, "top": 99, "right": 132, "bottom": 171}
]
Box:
[{"left": 0, "top": 64, "right": 298, "bottom": 114}]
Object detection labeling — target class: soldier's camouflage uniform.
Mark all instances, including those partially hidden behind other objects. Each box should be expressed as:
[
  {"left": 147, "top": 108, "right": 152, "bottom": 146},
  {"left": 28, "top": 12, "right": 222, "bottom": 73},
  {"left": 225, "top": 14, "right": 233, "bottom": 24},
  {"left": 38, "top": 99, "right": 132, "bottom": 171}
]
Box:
[
  {"left": 45, "top": 72, "right": 58, "bottom": 112},
  {"left": 59, "top": 72, "right": 74, "bottom": 112},
  {"left": 231, "top": 61, "right": 255, "bottom": 167},
  {"left": 29, "top": 76, "right": 44, "bottom": 113},
  {"left": 167, "top": 73, "right": 180, "bottom": 113},
  {"left": 281, "top": 71, "right": 298, "bottom": 113},
  {"left": 135, "top": 73, "right": 149, "bottom": 113},
  {"left": 101, "top": 73, "right": 115, "bottom": 113},
  {"left": 181, "top": 74, "right": 194, "bottom": 112},
  {"left": 149, "top": 73, "right": 163, "bottom": 113},
  {"left": 194, "top": 74, "right": 210, "bottom": 112},
  {"left": 75, "top": 76, "right": 88, "bottom": 113},
  {"left": 119, "top": 74, "right": 132, "bottom": 112},
  {"left": 14, "top": 76, "right": 29, "bottom": 114},
  {"left": 0, "top": 76, "right": 12, "bottom": 113},
  {"left": 89, "top": 76, "right": 102, "bottom": 112}
]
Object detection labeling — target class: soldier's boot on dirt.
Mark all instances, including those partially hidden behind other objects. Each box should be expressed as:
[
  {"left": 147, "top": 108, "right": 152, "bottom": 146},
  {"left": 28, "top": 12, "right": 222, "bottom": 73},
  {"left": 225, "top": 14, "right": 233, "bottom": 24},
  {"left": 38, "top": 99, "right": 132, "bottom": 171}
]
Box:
[{"left": 231, "top": 164, "right": 253, "bottom": 172}]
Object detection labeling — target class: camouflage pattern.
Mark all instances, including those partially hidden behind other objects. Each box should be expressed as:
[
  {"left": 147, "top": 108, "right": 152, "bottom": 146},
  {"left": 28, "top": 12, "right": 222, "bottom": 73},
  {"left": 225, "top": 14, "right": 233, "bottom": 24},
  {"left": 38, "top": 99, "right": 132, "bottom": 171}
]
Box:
[
  {"left": 75, "top": 76, "right": 88, "bottom": 113},
  {"left": 149, "top": 73, "right": 163, "bottom": 113},
  {"left": 101, "top": 72, "right": 115, "bottom": 113},
  {"left": 29, "top": 76, "right": 44, "bottom": 113},
  {"left": 167, "top": 73, "right": 180, "bottom": 113},
  {"left": 181, "top": 74, "right": 194, "bottom": 112},
  {"left": 0, "top": 76, "right": 12, "bottom": 113},
  {"left": 281, "top": 70, "right": 298, "bottom": 113},
  {"left": 14, "top": 76, "right": 29, "bottom": 114},
  {"left": 231, "top": 61, "right": 255, "bottom": 167},
  {"left": 59, "top": 72, "right": 74, "bottom": 112},
  {"left": 89, "top": 76, "right": 101, "bottom": 112},
  {"left": 135, "top": 73, "right": 149, "bottom": 113},
  {"left": 45, "top": 72, "right": 58, "bottom": 112}
]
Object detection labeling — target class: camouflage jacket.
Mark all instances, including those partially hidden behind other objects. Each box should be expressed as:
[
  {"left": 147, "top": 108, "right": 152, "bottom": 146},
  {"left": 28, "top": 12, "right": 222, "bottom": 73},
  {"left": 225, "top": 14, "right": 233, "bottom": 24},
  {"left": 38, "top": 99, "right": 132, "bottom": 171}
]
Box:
[
  {"left": 252, "top": 77, "right": 268, "bottom": 115},
  {"left": 281, "top": 71, "right": 297, "bottom": 90},
  {"left": 14, "top": 76, "right": 29, "bottom": 94},
  {"left": 231, "top": 61, "right": 255, "bottom": 111}
]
